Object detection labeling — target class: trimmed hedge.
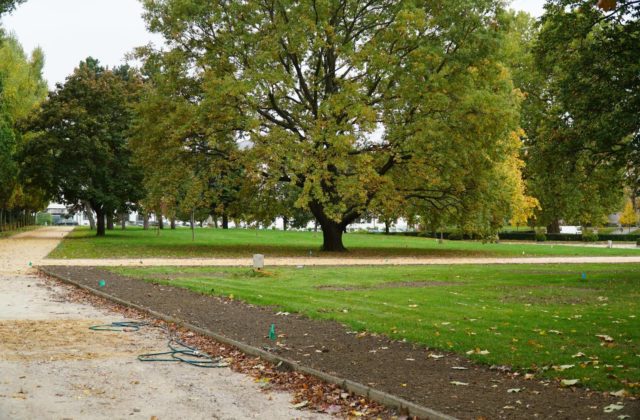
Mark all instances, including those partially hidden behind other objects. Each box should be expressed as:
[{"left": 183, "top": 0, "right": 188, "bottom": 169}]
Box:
[
  {"left": 497, "top": 231, "right": 535, "bottom": 240},
  {"left": 597, "top": 234, "right": 640, "bottom": 241},
  {"left": 373, "top": 231, "right": 640, "bottom": 242},
  {"left": 500, "top": 232, "right": 640, "bottom": 242}
]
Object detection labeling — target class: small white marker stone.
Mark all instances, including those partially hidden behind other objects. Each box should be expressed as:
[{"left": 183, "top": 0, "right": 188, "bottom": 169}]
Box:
[{"left": 253, "top": 254, "right": 264, "bottom": 269}]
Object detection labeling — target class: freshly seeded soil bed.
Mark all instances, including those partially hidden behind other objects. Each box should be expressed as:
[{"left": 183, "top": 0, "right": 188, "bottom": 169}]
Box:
[{"left": 44, "top": 265, "right": 639, "bottom": 420}]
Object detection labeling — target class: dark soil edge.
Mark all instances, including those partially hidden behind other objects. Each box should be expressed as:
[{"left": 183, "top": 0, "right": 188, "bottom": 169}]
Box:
[{"left": 39, "top": 266, "right": 455, "bottom": 420}]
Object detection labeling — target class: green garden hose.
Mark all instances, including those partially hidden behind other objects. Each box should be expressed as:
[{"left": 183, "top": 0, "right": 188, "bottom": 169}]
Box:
[
  {"left": 89, "top": 321, "right": 149, "bottom": 332},
  {"left": 89, "top": 321, "right": 227, "bottom": 368},
  {"left": 138, "top": 339, "right": 229, "bottom": 368}
]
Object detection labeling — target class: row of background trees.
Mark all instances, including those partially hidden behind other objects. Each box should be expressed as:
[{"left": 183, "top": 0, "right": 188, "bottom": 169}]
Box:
[
  {"left": 2, "top": 0, "right": 638, "bottom": 250},
  {"left": 0, "top": 0, "right": 47, "bottom": 231}
]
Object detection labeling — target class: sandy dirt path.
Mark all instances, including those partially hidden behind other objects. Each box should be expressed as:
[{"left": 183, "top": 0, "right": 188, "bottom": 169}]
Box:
[
  {"left": 41, "top": 255, "right": 640, "bottom": 267},
  {"left": 0, "top": 226, "right": 74, "bottom": 274},
  {"left": 0, "top": 228, "right": 326, "bottom": 419}
]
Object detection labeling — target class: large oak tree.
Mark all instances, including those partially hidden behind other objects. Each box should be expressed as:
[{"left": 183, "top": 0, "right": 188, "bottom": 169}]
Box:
[{"left": 142, "top": 0, "right": 530, "bottom": 250}]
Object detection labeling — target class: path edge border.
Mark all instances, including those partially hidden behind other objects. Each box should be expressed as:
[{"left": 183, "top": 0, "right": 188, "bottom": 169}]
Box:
[{"left": 39, "top": 266, "right": 457, "bottom": 420}]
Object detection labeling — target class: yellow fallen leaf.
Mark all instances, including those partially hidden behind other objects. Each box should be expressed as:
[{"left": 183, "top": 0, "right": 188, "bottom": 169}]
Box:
[{"left": 610, "top": 389, "right": 628, "bottom": 397}]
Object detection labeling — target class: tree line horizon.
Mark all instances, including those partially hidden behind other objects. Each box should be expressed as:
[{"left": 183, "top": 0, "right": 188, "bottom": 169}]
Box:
[{"left": 1, "top": 0, "right": 638, "bottom": 251}]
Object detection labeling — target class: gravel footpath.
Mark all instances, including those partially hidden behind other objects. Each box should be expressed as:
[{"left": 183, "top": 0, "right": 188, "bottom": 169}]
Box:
[
  {"left": 0, "top": 227, "right": 328, "bottom": 420},
  {"left": 40, "top": 255, "right": 640, "bottom": 267}
]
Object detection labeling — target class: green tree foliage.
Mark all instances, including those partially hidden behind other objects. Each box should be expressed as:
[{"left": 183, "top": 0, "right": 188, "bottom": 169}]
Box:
[
  {"left": 526, "top": 0, "right": 639, "bottom": 231},
  {"left": 142, "top": 0, "right": 530, "bottom": 251},
  {"left": 130, "top": 48, "right": 244, "bottom": 230},
  {"left": 21, "top": 58, "right": 144, "bottom": 236},
  {"left": 0, "top": 0, "right": 24, "bottom": 15},
  {"left": 0, "top": 33, "right": 47, "bottom": 230}
]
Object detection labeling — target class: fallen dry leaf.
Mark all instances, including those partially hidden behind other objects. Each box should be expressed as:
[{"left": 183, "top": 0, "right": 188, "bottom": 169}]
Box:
[
  {"left": 560, "top": 379, "right": 579, "bottom": 387},
  {"left": 603, "top": 403, "right": 624, "bottom": 413},
  {"left": 596, "top": 334, "right": 614, "bottom": 342},
  {"left": 292, "top": 400, "right": 309, "bottom": 409},
  {"left": 610, "top": 389, "right": 629, "bottom": 398},
  {"left": 450, "top": 381, "right": 469, "bottom": 386},
  {"left": 553, "top": 364, "right": 575, "bottom": 372},
  {"left": 507, "top": 388, "right": 522, "bottom": 393},
  {"left": 466, "top": 348, "right": 490, "bottom": 355}
]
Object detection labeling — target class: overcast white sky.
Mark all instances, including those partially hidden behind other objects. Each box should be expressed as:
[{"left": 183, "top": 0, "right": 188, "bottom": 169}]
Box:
[{"left": 2, "top": 0, "right": 546, "bottom": 89}]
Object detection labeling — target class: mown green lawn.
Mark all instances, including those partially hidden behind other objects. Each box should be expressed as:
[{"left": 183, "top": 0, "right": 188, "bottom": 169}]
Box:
[
  {"left": 48, "top": 226, "right": 640, "bottom": 259},
  {"left": 110, "top": 263, "right": 640, "bottom": 393}
]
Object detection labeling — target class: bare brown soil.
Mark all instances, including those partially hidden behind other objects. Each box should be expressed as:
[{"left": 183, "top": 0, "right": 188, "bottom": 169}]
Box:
[{"left": 44, "top": 265, "right": 640, "bottom": 420}]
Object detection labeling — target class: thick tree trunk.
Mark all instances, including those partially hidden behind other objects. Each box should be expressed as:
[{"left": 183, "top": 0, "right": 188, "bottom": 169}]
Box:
[
  {"left": 547, "top": 219, "right": 560, "bottom": 234},
  {"left": 384, "top": 220, "right": 390, "bottom": 234},
  {"left": 170, "top": 218, "right": 176, "bottom": 229},
  {"left": 283, "top": 216, "right": 289, "bottom": 231},
  {"left": 120, "top": 211, "right": 127, "bottom": 230},
  {"left": 106, "top": 212, "right": 114, "bottom": 230},
  {"left": 320, "top": 220, "right": 346, "bottom": 252},
  {"left": 222, "top": 213, "right": 229, "bottom": 229},
  {"left": 143, "top": 212, "right": 149, "bottom": 230},
  {"left": 158, "top": 214, "right": 164, "bottom": 229},
  {"left": 95, "top": 208, "right": 106, "bottom": 237},
  {"left": 308, "top": 200, "right": 351, "bottom": 252}
]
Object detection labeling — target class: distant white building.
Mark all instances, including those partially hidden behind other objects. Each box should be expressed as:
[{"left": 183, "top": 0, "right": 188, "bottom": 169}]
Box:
[
  {"left": 559, "top": 225, "right": 582, "bottom": 235},
  {"left": 45, "top": 203, "right": 83, "bottom": 225},
  {"left": 46, "top": 202, "right": 415, "bottom": 232}
]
